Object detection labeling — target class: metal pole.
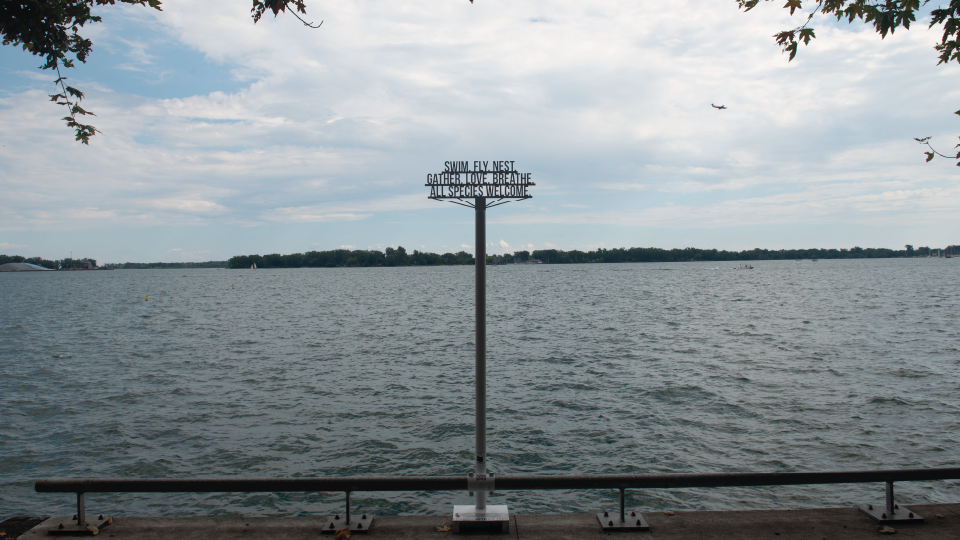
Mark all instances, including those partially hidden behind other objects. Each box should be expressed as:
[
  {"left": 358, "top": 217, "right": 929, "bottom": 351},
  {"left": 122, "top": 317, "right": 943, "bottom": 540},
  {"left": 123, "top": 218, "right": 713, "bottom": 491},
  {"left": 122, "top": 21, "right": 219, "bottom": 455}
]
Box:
[
  {"left": 885, "top": 481, "right": 894, "bottom": 516},
  {"left": 619, "top": 488, "right": 625, "bottom": 523},
  {"left": 475, "top": 196, "right": 487, "bottom": 510},
  {"left": 76, "top": 492, "right": 85, "bottom": 525},
  {"left": 346, "top": 491, "right": 351, "bottom": 526}
]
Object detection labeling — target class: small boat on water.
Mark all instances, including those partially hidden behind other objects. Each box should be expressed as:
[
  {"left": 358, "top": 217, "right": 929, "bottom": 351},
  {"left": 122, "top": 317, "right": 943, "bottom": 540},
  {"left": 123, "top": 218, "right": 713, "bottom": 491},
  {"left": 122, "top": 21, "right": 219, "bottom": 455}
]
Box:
[
  {"left": 251, "top": 262, "right": 257, "bottom": 269},
  {"left": 735, "top": 264, "right": 754, "bottom": 270}
]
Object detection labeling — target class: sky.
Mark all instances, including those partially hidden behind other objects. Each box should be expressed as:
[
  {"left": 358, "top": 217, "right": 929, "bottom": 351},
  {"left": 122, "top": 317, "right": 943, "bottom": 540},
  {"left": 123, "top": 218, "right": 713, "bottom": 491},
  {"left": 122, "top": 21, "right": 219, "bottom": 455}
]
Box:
[{"left": 1, "top": 0, "right": 958, "bottom": 263}]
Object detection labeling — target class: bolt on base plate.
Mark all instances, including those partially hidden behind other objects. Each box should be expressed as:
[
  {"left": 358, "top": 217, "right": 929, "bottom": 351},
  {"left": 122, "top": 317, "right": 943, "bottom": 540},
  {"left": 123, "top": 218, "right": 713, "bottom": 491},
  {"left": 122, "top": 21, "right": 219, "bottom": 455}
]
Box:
[
  {"left": 48, "top": 515, "right": 113, "bottom": 536},
  {"left": 859, "top": 504, "right": 923, "bottom": 524},
  {"left": 597, "top": 511, "right": 650, "bottom": 531},
  {"left": 321, "top": 514, "right": 374, "bottom": 534}
]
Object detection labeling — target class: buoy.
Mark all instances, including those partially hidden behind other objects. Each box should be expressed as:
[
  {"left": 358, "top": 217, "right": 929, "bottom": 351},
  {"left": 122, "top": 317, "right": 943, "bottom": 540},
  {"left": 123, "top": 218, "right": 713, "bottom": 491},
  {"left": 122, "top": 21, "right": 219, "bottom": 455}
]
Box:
[
  {"left": 232, "top": 284, "right": 235, "bottom": 289},
  {"left": 145, "top": 295, "right": 149, "bottom": 301}
]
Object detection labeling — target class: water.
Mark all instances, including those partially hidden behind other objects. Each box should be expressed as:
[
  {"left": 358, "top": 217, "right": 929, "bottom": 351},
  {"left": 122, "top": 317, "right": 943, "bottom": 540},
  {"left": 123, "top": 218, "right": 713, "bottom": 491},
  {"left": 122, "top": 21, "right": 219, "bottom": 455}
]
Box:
[{"left": 1, "top": 258, "right": 958, "bottom": 517}]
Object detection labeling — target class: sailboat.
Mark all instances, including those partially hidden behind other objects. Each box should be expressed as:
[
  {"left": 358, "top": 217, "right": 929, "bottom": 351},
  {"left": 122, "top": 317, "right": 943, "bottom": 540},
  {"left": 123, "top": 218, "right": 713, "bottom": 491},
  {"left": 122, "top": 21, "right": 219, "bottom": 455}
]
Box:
[{"left": 251, "top": 262, "right": 257, "bottom": 270}]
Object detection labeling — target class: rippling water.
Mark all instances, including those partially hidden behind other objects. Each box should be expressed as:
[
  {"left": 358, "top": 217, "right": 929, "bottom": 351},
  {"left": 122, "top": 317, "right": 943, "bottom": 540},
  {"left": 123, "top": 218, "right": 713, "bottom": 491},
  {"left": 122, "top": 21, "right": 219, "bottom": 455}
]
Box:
[{"left": 1, "top": 259, "right": 958, "bottom": 517}]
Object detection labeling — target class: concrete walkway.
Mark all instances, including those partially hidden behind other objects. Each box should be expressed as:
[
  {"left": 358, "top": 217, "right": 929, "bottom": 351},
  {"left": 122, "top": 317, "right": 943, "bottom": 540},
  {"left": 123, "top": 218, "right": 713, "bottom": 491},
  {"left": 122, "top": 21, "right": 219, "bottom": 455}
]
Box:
[{"left": 18, "top": 504, "right": 960, "bottom": 540}]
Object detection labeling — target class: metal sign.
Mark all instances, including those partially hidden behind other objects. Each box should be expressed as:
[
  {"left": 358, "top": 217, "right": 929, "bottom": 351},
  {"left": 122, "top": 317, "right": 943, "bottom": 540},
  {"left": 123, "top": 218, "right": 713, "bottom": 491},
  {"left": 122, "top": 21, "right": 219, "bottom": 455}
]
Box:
[{"left": 426, "top": 161, "right": 534, "bottom": 207}]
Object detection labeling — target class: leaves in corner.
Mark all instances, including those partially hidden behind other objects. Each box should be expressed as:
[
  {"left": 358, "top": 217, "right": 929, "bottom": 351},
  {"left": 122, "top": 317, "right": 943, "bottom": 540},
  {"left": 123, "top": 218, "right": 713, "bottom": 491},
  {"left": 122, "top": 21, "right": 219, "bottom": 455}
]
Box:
[{"left": 783, "top": 0, "right": 803, "bottom": 16}]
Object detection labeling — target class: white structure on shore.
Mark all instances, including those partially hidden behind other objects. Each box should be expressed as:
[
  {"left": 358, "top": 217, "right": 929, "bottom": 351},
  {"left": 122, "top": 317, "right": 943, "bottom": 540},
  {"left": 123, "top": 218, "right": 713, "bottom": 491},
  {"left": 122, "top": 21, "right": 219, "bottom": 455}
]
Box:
[{"left": 0, "top": 262, "right": 52, "bottom": 272}]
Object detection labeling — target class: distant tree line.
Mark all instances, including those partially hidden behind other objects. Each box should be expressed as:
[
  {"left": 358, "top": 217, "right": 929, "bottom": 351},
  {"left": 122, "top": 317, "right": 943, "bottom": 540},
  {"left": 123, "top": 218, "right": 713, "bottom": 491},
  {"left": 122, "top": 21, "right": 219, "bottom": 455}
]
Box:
[
  {"left": 528, "top": 245, "right": 928, "bottom": 264},
  {"left": 228, "top": 247, "right": 474, "bottom": 268},
  {"left": 227, "top": 244, "right": 955, "bottom": 269},
  {"left": 111, "top": 261, "right": 228, "bottom": 269},
  {"left": 6, "top": 244, "right": 954, "bottom": 272}
]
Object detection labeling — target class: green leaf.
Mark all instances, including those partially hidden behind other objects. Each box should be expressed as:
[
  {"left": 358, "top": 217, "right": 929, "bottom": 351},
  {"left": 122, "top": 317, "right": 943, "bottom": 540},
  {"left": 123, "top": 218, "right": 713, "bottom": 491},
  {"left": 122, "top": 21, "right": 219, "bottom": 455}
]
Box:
[
  {"left": 65, "top": 86, "right": 85, "bottom": 99},
  {"left": 71, "top": 104, "right": 94, "bottom": 116},
  {"left": 774, "top": 31, "right": 795, "bottom": 46},
  {"left": 787, "top": 41, "right": 799, "bottom": 61},
  {"left": 783, "top": 0, "right": 803, "bottom": 16}
]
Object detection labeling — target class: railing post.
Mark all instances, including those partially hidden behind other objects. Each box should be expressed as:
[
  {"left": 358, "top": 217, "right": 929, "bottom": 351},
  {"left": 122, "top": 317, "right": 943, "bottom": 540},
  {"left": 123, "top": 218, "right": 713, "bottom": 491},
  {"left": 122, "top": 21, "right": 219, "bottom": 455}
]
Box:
[
  {"left": 886, "top": 481, "right": 894, "bottom": 517},
  {"left": 345, "top": 491, "right": 351, "bottom": 527},
  {"left": 76, "top": 492, "right": 85, "bottom": 525},
  {"left": 619, "top": 488, "right": 625, "bottom": 523}
]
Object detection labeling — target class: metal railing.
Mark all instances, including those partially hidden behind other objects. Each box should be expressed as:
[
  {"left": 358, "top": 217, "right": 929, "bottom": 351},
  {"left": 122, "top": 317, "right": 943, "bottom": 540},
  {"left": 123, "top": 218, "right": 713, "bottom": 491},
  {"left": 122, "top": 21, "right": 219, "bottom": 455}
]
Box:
[{"left": 36, "top": 467, "right": 960, "bottom": 531}]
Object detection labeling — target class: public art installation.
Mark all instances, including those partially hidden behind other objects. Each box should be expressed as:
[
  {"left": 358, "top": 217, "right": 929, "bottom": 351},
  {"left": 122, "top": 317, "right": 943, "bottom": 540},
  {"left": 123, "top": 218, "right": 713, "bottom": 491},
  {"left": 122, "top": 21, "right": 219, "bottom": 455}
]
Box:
[{"left": 426, "top": 160, "right": 534, "bottom": 532}]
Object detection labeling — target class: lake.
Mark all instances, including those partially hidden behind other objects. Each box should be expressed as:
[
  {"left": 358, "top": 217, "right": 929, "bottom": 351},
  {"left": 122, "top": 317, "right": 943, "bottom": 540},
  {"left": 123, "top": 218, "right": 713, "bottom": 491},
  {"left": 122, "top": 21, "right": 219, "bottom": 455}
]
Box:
[{"left": 1, "top": 258, "right": 958, "bottom": 517}]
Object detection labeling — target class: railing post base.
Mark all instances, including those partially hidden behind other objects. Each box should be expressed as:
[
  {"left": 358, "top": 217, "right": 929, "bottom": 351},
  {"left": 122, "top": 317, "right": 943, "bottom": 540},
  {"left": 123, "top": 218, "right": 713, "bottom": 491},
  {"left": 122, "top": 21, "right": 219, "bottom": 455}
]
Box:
[
  {"left": 323, "top": 491, "right": 374, "bottom": 534},
  {"left": 49, "top": 494, "right": 114, "bottom": 538},
  {"left": 596, "top": 511, "right": 649, "bottom": 531},
  {"left": 451, "top": 504, "right": 509, "bottom": 534},
  {"left": 859, "top": 481, "right": 924, "bottom": 524},
  {"left": 322, "top": 514, "right": 374, "bottom": 534},
  {"left": 858, "top": 504, "right": 924, "bottom": 524},
  {"left": 598, "top": 488, "right": 649, "bottom": 531}
]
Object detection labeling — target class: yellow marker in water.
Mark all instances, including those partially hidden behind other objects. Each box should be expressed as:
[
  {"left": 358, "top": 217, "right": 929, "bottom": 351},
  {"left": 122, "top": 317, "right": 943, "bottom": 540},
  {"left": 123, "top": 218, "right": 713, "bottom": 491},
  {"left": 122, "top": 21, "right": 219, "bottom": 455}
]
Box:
[
  {"left": 145, "top": 295, "right": 149, "bottom": 301},
  {"left": 232, "top": 284, "right": 235, "bottom": 289}
]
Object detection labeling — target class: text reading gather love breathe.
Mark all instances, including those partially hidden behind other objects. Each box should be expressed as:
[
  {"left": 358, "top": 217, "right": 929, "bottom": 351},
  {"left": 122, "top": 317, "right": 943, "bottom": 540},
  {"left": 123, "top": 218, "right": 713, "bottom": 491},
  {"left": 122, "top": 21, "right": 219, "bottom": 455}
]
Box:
[{"left": 426, "top": 161, "right": 534, "bottom": 199}]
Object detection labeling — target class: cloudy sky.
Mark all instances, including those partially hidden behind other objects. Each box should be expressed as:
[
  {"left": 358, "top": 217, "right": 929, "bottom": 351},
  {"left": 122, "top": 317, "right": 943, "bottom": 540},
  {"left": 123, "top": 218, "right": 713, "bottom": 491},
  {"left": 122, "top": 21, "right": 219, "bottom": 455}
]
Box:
[{"left": 1, "top": 0, "right": 958, "bottom": 263}]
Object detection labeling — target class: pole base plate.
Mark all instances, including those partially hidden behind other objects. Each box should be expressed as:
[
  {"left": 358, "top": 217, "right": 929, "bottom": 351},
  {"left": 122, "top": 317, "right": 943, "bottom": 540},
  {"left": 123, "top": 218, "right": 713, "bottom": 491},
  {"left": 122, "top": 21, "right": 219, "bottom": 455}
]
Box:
[
  {"left": 597, "top": 511, "right": 650, "bottom": 531},
  {"left": 452, "top": 505, "right": 509, "bottom": 533},
  {"left": 859, "top": 505, "right": 923, "bottom": 524},
  {"left": 48, "top": 515, "right": 113, "bottom": 535},
  {"left": 321, "top": 514, "right": 374, "bottom": 534}
]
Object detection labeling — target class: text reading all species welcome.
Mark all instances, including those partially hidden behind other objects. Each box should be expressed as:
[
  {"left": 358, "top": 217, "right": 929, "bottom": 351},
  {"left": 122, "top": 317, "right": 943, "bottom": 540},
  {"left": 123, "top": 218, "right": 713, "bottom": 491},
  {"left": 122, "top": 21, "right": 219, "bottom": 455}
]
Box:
[{"left": 426, "top": 161, "right": 534, "bottom": 199}]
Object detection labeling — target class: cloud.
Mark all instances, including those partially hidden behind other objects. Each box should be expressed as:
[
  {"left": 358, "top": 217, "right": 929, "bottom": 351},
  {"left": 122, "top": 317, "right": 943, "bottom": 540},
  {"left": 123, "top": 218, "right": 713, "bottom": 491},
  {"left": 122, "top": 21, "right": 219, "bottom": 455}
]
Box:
[
  {"left": 1, "top": 0, "right": 958, "bottom": 259},
  {"left": 116, "top": 37, "right": 156, "bottom": 67},
  {"left": 11, "top": 71, "right": 52, "bottom": 82},
  {"left": 600, "top": 183, "right": 649, "bottom": 192},
  {"left": 497, "top": 181, "right": 960, "bottom": 228},
  {"left": 263, "top": 210, "right": 370, "bottom": 223},
  {"left": 0, "top": 242, "right": 25, "bottom": 250},
  {"left": 151, "top": 198, "right": 226, "bottom": 214}
]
